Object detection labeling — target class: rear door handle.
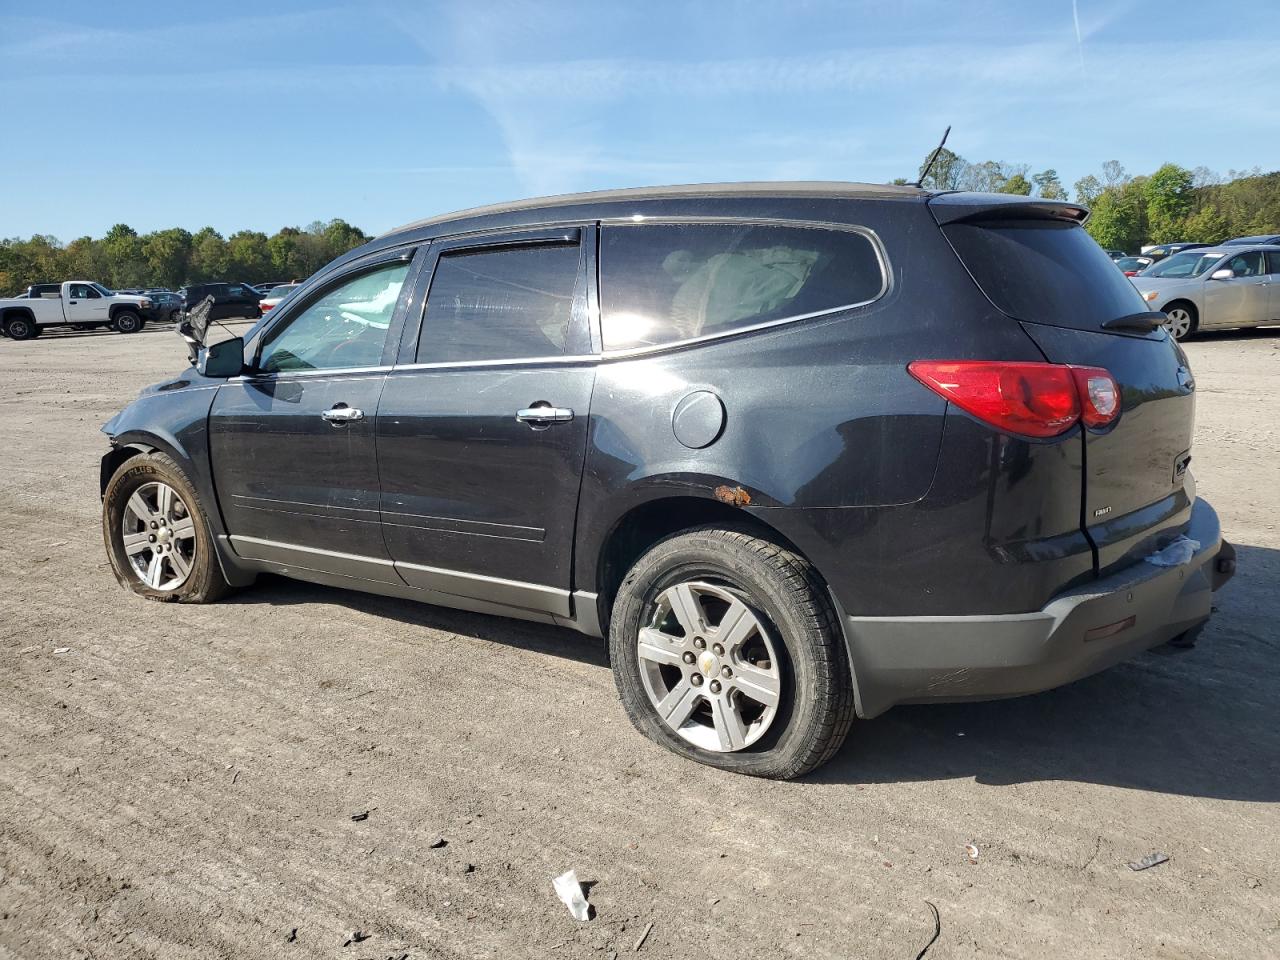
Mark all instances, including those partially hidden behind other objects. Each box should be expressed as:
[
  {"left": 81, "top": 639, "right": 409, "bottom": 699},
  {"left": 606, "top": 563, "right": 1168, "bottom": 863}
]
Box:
[
  {"left": 321, "top": 404, "right": 364, "bottom": 424},
  {"left": 516, "top": 405, "right": 574, "bottom": 425}
]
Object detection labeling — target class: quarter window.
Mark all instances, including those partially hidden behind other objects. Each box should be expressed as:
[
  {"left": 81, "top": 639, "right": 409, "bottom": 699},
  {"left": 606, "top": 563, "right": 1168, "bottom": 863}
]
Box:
[
  {"left": 599, "top": 222, "right": 884, "bottom": 351},
  {"left": 257, "top": 260, "right": 409, "bottom": 373},
  {"left": 416, "top": 242, "right": 581, "bottom": 363},
  {"left": 1266, "top": 251, "right": 1280, "bottom": 275}
]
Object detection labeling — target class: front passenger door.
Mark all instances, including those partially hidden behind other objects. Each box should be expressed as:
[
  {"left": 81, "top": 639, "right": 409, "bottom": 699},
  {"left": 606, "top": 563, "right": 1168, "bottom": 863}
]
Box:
[{"left": 208, "top": 253, "right": 419, "bottom": 582}]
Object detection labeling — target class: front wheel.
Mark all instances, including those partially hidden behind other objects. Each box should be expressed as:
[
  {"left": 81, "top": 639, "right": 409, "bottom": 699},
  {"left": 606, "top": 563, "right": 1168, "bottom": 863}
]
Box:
[
  {"left": 1162, "top": 303, "right": 1198, "bottom": 341},
  {"left": 609, "top": 526, "right": 855, "bottom": 779},
  {"left": 114, "top": 310, "right": 143, "bottom": 334},
  {"left": 103, "top": 452, "right": 231, "bottom": 603}
]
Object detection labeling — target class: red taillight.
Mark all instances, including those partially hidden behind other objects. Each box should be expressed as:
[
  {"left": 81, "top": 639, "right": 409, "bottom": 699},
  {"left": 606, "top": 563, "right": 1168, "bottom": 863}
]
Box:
[
  {"left": 261, "top": 302, "right": 274, "bottom": 311},
  {"left": 908, "top": 361, "right": 1120, "bottom": 438},
  {"left": 1072, "top": 366, "right": 1120, "bottom": 428}
]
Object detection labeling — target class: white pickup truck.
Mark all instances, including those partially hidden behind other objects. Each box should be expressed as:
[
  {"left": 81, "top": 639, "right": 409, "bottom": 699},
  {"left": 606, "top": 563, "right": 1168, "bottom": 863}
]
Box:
[{"left": 0, "top": 281, "right": 152, "bottom": 340}]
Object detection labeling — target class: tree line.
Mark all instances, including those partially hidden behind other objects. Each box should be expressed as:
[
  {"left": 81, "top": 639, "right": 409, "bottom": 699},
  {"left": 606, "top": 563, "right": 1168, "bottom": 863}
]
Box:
[
  {"left": 0, "top": 219, "right": 370, "bottom": 296},
  {"left": 907, "top": 151, "right": 1280, "bottom": 252}
]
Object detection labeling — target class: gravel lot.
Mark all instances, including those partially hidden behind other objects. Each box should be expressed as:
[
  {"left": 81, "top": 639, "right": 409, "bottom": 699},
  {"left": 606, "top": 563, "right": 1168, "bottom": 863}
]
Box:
[{"left": 1, "top": 322, "right": 1277, "bottom": 959}]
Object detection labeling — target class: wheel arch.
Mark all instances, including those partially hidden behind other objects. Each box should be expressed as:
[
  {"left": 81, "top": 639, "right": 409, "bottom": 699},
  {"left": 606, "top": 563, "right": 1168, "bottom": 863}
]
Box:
[
  {"left": 1161, "top": 298, "right": 1199, "bottom": 321},
  {"left": 1, "top": 306, "right": 37, "bottom": 327}
]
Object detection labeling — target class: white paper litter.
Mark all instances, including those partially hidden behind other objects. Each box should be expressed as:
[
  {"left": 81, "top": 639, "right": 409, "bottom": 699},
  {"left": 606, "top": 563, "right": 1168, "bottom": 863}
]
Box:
[
  {"left": 553, "top": 869, "right": 591, "bottom": 921},
  {"left": 1145, "top": 536, "right": 1199, "bottom": 568}
]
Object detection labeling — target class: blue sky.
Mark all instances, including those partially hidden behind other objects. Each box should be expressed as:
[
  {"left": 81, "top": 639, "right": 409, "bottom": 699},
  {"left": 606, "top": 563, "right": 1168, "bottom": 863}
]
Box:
[{"left": 2, "top": 0, "right": 1276, "bottom": 240}]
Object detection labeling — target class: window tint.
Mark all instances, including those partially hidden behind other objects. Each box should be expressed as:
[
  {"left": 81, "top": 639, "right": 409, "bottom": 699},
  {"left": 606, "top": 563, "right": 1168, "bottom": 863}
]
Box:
[
  {"left": 1267, "top": 251, "right": 1280, "bottom": 275},
  {"left": 599, "top": 223, "right": 883, "bottom": 351},
  {"left": 417, "top": 242, "right": 581, "bottom": 363},
  {"left": 257, "top": 260, "right": 409, "bottom": 373},
  {"left": 943, "top": 220, "right": 1148, "bottom": 331},
  {"left": 1223, "top": 251, "right": 1263, "bottom": 277}
]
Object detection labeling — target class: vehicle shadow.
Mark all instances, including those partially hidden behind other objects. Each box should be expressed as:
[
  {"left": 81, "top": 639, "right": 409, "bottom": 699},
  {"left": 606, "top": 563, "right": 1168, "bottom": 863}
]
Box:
[
  {"left": 228, "top": 544, "right": 1278, "bottom": 802},
  {"left": 1189, "top": 325, "right": 1280, "bottom": 342}
]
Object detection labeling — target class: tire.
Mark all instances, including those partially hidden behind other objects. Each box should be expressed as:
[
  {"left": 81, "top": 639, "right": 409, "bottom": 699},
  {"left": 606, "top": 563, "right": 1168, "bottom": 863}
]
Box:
[
  {"left": 4, "top": 315, "right": 39, "bottom": 340},
  {"left": 1162, "top": 302, "right": 1198, "bottom": 341},
  {"left": 114, "top": 310, "right": 142, "bottom": 334},
  {"left": 102, "top": 452, "right": 232, "bottom": 604},
  {"left": 168, "top": 309, "right": 180, "bottom": 323},
  {"left": 609, "top": 526, "right": 855, "bottom": 779}
]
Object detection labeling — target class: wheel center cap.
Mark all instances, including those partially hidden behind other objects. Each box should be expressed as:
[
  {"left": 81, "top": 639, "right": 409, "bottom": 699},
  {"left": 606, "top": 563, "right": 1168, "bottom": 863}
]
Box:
[
  {"left": 156, "top": 527, "right": 172, "bottom": 544},
  {"left": 697, "top": 651, "right": 718, "bottom": 677}
]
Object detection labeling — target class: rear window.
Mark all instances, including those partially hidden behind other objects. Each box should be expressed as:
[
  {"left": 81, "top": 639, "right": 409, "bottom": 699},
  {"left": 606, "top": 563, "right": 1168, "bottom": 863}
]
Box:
[
  {"left": 943, "top": 220, "right": 1148, "bottom": 329},
  {"left": 599, "top": 222, "right": 884, "bottom": 351}
]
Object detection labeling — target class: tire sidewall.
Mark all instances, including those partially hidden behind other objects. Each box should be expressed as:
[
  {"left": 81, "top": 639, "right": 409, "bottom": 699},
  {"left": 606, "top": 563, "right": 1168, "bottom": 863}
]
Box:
[
  {"left": 102, "top": 453, "right": 221, "bottom": 603},
  {"left": 115, "top": 311, "right": 141, "bottom": 333},
  {"left": 609, "top": 529, "right": 839, "bottom": 777},
  {"left": 6, "top": 317, "right": 35, "bottom": 339}
]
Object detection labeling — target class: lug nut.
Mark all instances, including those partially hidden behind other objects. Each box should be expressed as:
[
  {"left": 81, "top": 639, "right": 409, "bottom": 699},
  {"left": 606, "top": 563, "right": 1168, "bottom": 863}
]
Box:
[
  {"left": 712, "top": 643, "right": 724, "bottom": 656},
  {"left": 693, "top": 637, "right": 706, "bottom": 649},
  {"left": 149, "top": 521, "right": 157, "bottom": 529},
  {"left": 691, "top": 674, "right": 704, "bottom": 686},
  {"left": 709, "top": 680, "right": 722, "bottom": 694},
  {"left": 721, "top": 666, "right": 732, "bottom": 678},
  {"left": 148, "top": 534, "right": 156, "bottom": 543},
  {"left": 682, "top": 651, "right": 696, "bottom": 664}
]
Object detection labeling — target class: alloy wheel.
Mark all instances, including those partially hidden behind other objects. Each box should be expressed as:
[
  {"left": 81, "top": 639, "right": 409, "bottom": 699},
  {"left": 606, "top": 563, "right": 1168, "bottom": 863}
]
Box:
[
  {"left": 121, "top": 481, "right": 197, "bottom": 590},
  {"left": 637, "top": 580, "right": 782, "bottom": 752}
]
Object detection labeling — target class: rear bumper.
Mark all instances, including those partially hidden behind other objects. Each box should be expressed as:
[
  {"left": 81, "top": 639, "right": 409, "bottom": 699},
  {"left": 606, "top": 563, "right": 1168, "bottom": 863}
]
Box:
[{"left": 843, "top": 497, "right": 1234, "bottom": 718}]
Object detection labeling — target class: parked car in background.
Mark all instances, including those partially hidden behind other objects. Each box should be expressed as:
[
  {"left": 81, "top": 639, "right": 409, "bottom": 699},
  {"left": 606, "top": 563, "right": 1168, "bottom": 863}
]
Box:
[
  {"left": 0, "top": 281, "right": 150, "bottom": 339},
  {"left": 1142, "top": 242, "right": 1210, "bottom": 263},
  {"left": 258, "top": 283, "right": 300, "bottom": 314},
  {"left": 99, "top": 182, "right": 1233, "bottom": 779},
  {"left": 1222, "top": 234, "right": 1280, "bottom": 246},
  {"left": 253, "top": 281, "right": 290, "bottom": 295},
  {"left": 147, "top": 291, "right": 185, "bottom": 322},
  {"left": 1116, "top": 256, "right": 1153, "bottom": 277},
  {"left": 1103, "top": 249, "right": 1126, "bottom": 259},
  {"left": 1131, "top": 245, "right": 1280, "bottom": 339},
  {"left": 178, "top": 282, "right": 263, "bottom": 322}
]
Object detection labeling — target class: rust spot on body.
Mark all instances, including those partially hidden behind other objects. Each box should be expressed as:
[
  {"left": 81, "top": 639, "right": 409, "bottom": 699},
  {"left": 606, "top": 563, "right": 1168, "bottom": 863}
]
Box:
[{"left": 713, "top": 484, "right": 752, "bottom": 506}]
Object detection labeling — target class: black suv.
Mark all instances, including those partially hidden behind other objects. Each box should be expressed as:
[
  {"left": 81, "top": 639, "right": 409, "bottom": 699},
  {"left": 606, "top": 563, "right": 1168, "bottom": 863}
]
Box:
[
  {"left": 178, "top": 282, "right": 263, "bottom": 321},
  {"left": 99, "top": 183, "right": 1234, "bottom": 779}
]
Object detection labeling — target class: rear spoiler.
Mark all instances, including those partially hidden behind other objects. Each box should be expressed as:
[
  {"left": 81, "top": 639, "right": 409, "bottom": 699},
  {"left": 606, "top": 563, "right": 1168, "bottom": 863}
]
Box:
[{"left": 928, "top": 192, "right": 1089, "bottom": 226}]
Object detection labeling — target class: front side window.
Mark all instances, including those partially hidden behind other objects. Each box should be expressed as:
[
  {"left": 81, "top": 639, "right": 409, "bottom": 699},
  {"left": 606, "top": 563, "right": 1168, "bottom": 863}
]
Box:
[
  {"left": 416, "top": 242, "right": 581, "bottom": 363},
  {"left": 599, "top": 222, "right": 884, "bottom": 351},
  {"left": 1222, "top": 251, "right": 1263, "bottom": 277},
  {"left": 69, "top": 283, "right": 98, "bottom": 299},
  {"left": 257, "top": 260, "right": 409, "bottom": 373}
]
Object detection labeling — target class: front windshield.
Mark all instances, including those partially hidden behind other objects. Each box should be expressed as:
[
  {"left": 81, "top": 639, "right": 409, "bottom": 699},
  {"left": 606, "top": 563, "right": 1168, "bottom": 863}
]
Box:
[
  {"left": 1142, "top": 252, "right": 1221, "bottom": 279},
  {"left": 92, "top": 282, "right": 115, "bottom": 296},
  {"left": 268, "top": 285, "right": 297, "bottom": 297}
]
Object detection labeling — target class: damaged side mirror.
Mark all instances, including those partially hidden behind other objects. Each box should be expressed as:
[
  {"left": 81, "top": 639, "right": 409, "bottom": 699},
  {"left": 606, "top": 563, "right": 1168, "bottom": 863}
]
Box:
[{"left": 197, "top": 336, "right": 245, "bottom": 378}]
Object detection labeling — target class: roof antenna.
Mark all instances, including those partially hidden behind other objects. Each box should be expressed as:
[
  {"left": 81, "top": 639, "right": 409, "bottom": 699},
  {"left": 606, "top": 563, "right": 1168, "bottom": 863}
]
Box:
[{"left": 911, "top": 125, "right": 952, "bottom": 188}]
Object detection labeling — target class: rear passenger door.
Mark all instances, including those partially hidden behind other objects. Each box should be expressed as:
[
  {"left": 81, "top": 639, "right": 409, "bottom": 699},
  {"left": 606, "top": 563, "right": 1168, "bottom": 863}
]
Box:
[
  {"left": 1267, "top": 250, "right": 1280, "bottom": 322},
  {"left": 376, "top": 226, "right": 597, "bottom": 617}
]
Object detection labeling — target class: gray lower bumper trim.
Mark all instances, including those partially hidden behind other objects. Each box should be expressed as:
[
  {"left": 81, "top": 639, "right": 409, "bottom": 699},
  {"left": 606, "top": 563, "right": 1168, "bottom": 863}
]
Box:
[{"left": 845, "top": 498, "right": 1225, "bottom": 719}]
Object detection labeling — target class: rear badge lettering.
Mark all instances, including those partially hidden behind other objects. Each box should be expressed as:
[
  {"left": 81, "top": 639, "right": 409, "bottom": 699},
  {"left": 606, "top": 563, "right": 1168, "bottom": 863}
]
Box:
[{"left": 1094, "top": 505, "right": 1113, "bottom": 518}]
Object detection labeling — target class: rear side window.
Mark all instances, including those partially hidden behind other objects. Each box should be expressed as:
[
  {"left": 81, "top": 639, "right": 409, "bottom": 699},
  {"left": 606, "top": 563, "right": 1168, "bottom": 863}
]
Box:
[
  {"left": 416, "top": 242, "right": 582, "bottom": 363},
  {"left": 1267, "top": 251, "right": 1280, "bottom": 275},
  {"left": 599, "top": 222, "right": 884, "bottom": 351},
  {"left": 943, "top": 220, "right": 1148, "bottom": 329}
]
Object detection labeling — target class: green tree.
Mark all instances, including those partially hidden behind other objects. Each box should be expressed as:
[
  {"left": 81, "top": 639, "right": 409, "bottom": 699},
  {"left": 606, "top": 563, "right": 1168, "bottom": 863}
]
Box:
[
  {"left": 142, "top": 228, "right": 193, "bottom": 289},
  {"left": 917, "top": 147, "right": 966, "bottom": 191},
  {"left": 1032, "top": 169, "right": 1067, "bottom": 199},
  {"left": 102, "top": 223, "right": 145, "bottom": 287},
  {"left": 227, "top": 230, "right": 271, "bottom": 281},
  {"left": 1085, "top": 181, "right": 1146, "bottom": 251},
  {"left": 190, "top": 227, "right": 229, "bottom": 282},
  {"left": 1074, "top": 174, "right": 1102, "bottom": 206},
  {"left": 1143, "top": 163, "right": 1195, "bottom": 243},
  {"left": 999, "top": 173, "right": 1032, "bottom": 195}
]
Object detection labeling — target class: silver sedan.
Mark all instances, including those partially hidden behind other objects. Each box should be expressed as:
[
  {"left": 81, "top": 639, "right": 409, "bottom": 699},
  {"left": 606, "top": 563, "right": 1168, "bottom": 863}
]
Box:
[{"left": 1131, "top": 245, "right": 1280, "bottom": 340}]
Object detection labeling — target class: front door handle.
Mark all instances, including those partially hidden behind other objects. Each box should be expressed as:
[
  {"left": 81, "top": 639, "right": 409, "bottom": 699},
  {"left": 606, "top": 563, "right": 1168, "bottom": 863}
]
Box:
[
  {"left": 321, "top": 404, "right": 364, "bottom": 424},
  {"left": 516, "top": 405, "right": 574, "bottom": 425}
]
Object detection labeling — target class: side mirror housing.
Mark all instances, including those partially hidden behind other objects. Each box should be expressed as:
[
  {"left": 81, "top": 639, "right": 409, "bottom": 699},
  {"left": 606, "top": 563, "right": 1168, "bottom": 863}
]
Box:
[
  {"left": 197, "top": 336, "right": 245, "bottom": 378},
  {"left": 1210, "top": 268, "right": 1234, "bottom": 281}
]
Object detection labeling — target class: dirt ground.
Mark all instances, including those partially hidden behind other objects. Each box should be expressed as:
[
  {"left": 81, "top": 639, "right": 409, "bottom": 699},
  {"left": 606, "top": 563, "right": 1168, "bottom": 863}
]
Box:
[{"left": 0, "top": 321, "right": 1277, "bottom": 960}]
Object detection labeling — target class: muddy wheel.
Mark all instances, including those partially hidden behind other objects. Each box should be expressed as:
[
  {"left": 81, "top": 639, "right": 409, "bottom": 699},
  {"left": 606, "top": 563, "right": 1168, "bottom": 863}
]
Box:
[
  {"left": 609, "top": 526, "right": 855, "bottom": 779},
  {"left": 103, "top": 452, "right": 232, "bottom": 603}
]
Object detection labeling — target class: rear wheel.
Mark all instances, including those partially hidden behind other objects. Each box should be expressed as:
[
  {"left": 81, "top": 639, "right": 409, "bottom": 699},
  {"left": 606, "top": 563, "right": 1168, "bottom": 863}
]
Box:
[
  {"left": 1162, "top": 302, "right": 1197, "bottom": 341},
  {"left": 103, "top": 452, "right": 231, "bottom": 603},
  {"left": 114, "top": 310, "right": 142, "bottom": 334},
  {"left": 4, "top": 315, "right": 38, "bottom": 340},
  {"left": 609, "top": 526, "right": 855, "bottom": 779}
]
